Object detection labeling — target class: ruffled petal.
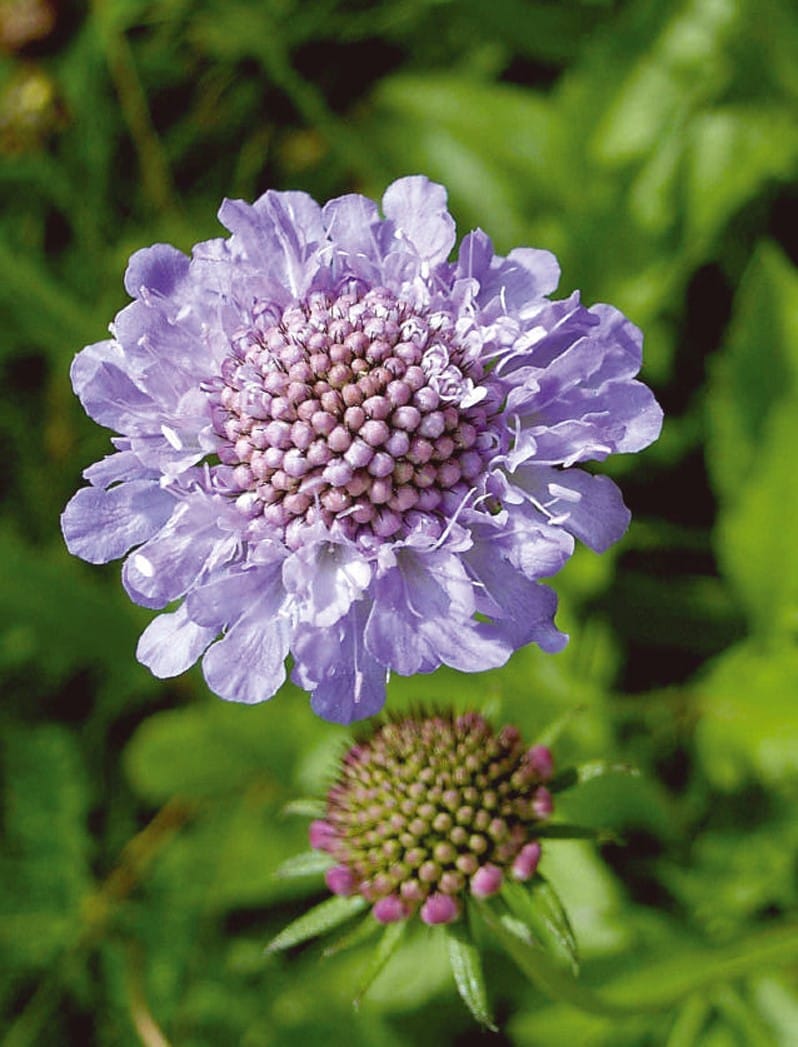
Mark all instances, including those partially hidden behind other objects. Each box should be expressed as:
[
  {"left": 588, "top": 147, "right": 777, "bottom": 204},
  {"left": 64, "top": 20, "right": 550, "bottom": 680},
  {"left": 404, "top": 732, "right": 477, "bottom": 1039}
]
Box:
[
  {"left": 465, "top": 539, "right": 567, "bottom": 653},
  {"left": 124, "top": 243, "right": 190, "bottom": 299},
  {"left": 282, "top": 535, "right": 371, "bottom": 628},
  {"left": 61, "top": 481, "right": 174, "bottom": 564},
  {"left": 422, "top": 614, "right": 512, "bottom": 672},
  {"left": 364, "top": 545, "right": 476, "bottom": 675},
  {"left": 113, "top": 299, "right": 216, "bottom": 400},
  {"left": 218, "top": 190, "right": 324, "bottom": 301},
  {"left": 293, "top": 602, "right": 388, "bottom": 724},
  {"left": 364, "top": 581, "right": 440, "bottom": 676},
  {"left": 381, "top": 176, "right": 456, "bottom": 266},
  {"left": 509, "top": 464, "right": 631, "bottom": 553},
  {"left": 472, "top": 503, "right": 574, "bottom": 578},
  {"left": 136, "top": 603, "right": 217, "bottom": 678},
  {"left": 123, "top": 496, "right": 238, "bottom": 609},
  {"left": 70, "top": 341, "right": 156, "bottom": 435},
  {"left": 455, "top": 231, "right": 560, "bottom": 315},
  {"left": 322, "top": 193, "right": 387, "bottom": 282},
  {"left": 202, "top": 606, "right": 291, "bottom": 704},
  {"left": 185, "top": 558, "right": 284, "bottom": 629},
  {"left": 83, "top": 450, "right": 158, "bottom": 488}
]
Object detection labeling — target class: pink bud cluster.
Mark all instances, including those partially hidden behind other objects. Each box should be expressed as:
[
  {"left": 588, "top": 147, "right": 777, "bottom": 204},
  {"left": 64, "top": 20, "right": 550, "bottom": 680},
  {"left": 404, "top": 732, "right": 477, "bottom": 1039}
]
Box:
[
  {"left": 207, "top": 285, "right": 494, "bottom": 549},
  {"left": 309, "top": 713, "right": 555, "bottom": 925}
]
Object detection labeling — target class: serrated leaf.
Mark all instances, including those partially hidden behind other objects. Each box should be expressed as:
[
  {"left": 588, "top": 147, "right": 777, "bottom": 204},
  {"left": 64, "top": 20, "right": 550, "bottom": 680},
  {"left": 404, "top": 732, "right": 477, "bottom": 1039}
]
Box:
[
  {"left": 0, "top": 529, "right": 153, "bottom": 703},
  {"left": 445, "top": 918, "right": 497, "bottom": 1030},
  {"left": 354, "top": 920, "right": 407, "bottom": 1007},
  {"left": 273, "top": 850, "right": 333, "bottom": 881},
  {"left": 501, "top": 877, "right": 579, "bottom": 976},
  {"left": 0, "top": 725, "right": 91, "bottom": 972},
  {"left": 265, "top": 894, "right": 366, "bottom": 954}
]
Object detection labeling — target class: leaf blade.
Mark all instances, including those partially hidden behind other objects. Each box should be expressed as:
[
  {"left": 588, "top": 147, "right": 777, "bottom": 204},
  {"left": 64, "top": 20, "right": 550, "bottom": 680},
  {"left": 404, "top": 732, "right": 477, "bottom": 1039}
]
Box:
[
  {"left": 445, "top": 918, "right": 497, "bottom": 1031},
  {"left": 265, "top": 894, "right": 366, "bottom": 954}
]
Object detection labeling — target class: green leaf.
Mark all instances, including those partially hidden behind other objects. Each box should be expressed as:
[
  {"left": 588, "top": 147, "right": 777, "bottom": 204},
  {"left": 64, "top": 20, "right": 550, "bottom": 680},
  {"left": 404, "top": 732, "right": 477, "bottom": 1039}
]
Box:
[
  {"left": 663, "top": 811, "right": 798, "bottom": 939},
  {"left": 592, "top": 0, "right": 740, "bottom": 166},
  {"left": 533, "top": 840, "right": 629, "bottom": 956},
  {"left": 695, "top": 642, "right": 798, "bottom": 789},
  {"left": 0, "top": 530, "right": 154, "bottom": 704},
  {"left": 706, "top": 242, "right": 798, "bottom": 509},
  {"left": 445, "top": 917, "right": 497, "bottom": 1031},
  {"left": 501, "top": 877, "right": 580, "bottom": 976},
  {"left": 124, "top": 695, "right": 340, "bottom": 802},
  {"left": 532, "top": 824, "right": 615, "bottom": 842},
  {"left": 322, "top": 912, "right": 381, "bottom": 959},
  {"left": 713, "top": 984, "right": 778, "bottom": 1047},
  {"left": 686, "top": 106, "right": 798, "bottom": 251},
  {"left": 716, "top": 400, "right": 798, "bottom": 638},
  {"left": 549, "top": 760, "right": 640, "bottom": 793},
  {"left": 273, "top": 850, "right": 333, "bottom": 881},
  {"left": 265, "top": 895, "right": 366, "bottom": 954},
  {"left": 0, "top": 725, "right": 91, "bottom": 972},
  {"left": 666, "top": 994, "right": 711, "bottom": 1047},
  {"left": 477, "top": 901, "right": 626, "bottom": 1017},
  {"left": 370, "top": 73, "right": 551, "bottom": 246},
  {"left": 354, "top": 920, "right": 407, "bottom": 1007},
  {"left": 534, "top": 705, "right": 589, "bottom": 749}
]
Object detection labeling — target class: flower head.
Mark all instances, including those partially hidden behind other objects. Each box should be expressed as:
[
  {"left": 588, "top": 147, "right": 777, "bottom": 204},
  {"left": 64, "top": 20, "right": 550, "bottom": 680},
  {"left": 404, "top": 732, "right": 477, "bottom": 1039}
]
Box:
[
  {"left": 311, "top": 712, "right": 554, "bottom": 924},
  {"left": 62, "top": 176, "right": 662, "bottom": 722}
]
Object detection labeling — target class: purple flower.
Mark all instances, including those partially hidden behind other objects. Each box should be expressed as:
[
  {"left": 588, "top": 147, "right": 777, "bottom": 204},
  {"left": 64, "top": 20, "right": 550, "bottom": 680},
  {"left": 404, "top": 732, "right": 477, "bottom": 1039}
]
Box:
[{"left": 62, "top": 176, "right": 662, "bottom": 723}]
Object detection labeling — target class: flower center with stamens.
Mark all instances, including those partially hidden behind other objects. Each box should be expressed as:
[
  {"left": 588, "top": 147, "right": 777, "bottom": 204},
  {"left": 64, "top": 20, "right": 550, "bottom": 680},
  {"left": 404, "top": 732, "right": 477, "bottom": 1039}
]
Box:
[{"left": 207, "top": 285, "right": 494, "bottom": 548}]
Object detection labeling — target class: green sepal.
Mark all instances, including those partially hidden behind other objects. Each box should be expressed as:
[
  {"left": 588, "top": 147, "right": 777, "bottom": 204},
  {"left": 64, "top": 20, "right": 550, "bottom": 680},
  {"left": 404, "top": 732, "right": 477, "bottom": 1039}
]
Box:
[
  {"left": 501, "top": 877, "right": 579, "bottom": 975},
  {"left": 476, "top": 899, "right": 626, "bottom": 1017},
  {"left": 445, "top": 914, "right": 497, "bottom": 1031},
  {"left": 281, "top": 798, "right": 327, "bottom": 818},
  {"left": 548, "top": 760, "right": 640, "bottom": 794},
  {"left": 323, "top": 911, "right": 382, "bottom": 958},
  {"left": 353, "top": 919, "right": 407, "bottom": 1007},
  {"left": 272, "top": 849, "right": 334, "bottom": 880},
  {"left": 265, "top": 894, "right": 366, "bottom": 954}
]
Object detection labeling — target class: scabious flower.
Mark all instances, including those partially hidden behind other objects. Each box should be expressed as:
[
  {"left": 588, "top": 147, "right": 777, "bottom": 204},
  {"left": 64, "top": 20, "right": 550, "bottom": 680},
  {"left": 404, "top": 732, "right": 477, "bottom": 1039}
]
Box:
[
  {"left": 309, "top": 712, "right": 554, "bottom": 925},
  {"left": 61, "top": 176, "right": 662, "bottom": 723}
]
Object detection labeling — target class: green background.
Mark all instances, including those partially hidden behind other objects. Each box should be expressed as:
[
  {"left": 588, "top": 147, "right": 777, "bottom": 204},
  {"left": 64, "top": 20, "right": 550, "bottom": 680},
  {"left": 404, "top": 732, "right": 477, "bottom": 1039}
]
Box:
[{"left": 1, "top": 0, "right": 797, "bottom": 1043}]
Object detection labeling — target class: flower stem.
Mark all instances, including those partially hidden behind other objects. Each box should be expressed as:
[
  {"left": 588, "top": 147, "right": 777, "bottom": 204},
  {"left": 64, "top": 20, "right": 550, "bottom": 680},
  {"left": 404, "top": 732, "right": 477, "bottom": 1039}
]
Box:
[{"left": 90, "top": 0, "right": 178, "bottom": 215}]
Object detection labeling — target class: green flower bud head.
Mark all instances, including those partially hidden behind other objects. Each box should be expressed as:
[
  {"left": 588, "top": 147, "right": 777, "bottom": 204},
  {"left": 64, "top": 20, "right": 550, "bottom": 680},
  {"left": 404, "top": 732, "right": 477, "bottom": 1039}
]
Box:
[
  {"left": 267, "top": 710, "right": 625, "bottom": 1029},
  {"left": 311, "top": 712, "right": 554, "bottom": 924}
]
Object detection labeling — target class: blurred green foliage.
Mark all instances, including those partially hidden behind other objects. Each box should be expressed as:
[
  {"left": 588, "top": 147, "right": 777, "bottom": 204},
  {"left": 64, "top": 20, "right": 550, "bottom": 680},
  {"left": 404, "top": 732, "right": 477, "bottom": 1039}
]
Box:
[{"left": 1, "top": 0, "right": 797, "bottom": 1043}]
